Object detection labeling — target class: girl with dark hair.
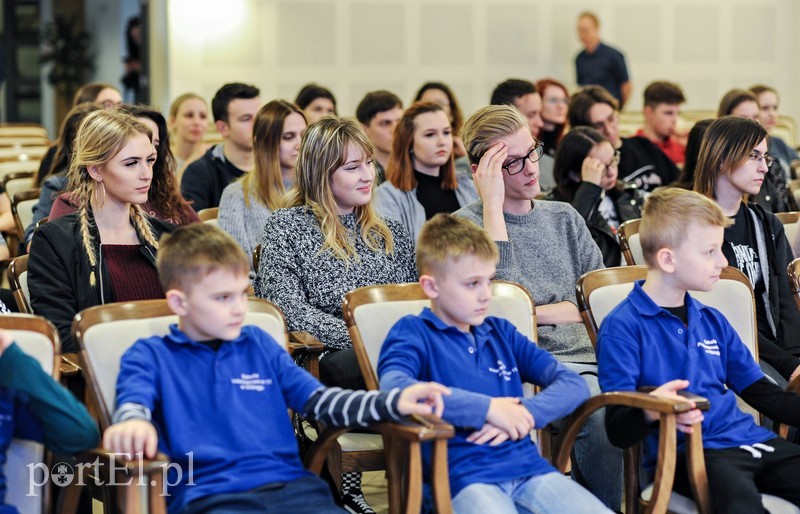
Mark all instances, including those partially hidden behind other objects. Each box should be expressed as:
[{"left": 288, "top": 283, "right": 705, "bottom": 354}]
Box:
[
  {"left": 294, "top": 83, "right": 337, "bottom": 124},
  {"left": 694, "top": 116, "right": 800, "bottom": 387},
  {"left": 376, "top": 102, "right": 477, "bottom": 242},
  {"left": 548, "top": 126, "right": 645, "bottom": 267}
]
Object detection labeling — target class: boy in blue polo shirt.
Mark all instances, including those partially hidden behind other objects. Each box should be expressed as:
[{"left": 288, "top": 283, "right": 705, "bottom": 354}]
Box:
[
  {"left": 102, "top": 223, "right": 449, "bottom": 514},
  {"left": 598, "top": 188, "right": 800, "bottom": 513},
  {"left": 378, "top": 214, "right": 611, "bottom": 514}
]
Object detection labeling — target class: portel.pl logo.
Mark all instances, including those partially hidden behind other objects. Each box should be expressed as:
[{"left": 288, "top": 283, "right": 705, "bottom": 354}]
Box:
[{"left": 26, "top": 452, "right": 195, "bottom": 496}]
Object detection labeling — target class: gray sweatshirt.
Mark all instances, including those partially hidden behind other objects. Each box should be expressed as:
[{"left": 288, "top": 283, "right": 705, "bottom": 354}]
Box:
[{"left": 454, "top": 200, "right": 604, "bottom": 363}]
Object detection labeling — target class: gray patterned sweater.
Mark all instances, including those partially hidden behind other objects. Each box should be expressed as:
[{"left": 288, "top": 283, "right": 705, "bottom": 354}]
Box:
[
  {"left": 254, "top": 206, "right": 417, "bottom": 350},
  {"left": 218, "top": 180, "right": 273, "bottom": 274},
  {"left": 454, "top": 200, "right": 604, "bottom": 363}
]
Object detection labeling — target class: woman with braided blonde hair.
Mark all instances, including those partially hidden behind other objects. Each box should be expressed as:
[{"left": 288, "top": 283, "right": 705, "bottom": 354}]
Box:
[{"left": 28, "top": 109, "right": 175, "bottom": 353}]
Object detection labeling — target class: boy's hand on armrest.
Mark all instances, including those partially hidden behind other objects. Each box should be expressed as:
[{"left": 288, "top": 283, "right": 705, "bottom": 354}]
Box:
[
  {"left": 0, "top": 330, "right": 12, "bottom": 357},
  {"left": 466, "top": 422, "right": 511, "bottom": 446},
  {"left": 485, "top": 397, "right": 534, "bottom": 440},
  {"left": 535, "top": 302, "right": 582, "bottom": 325},
  {"left": 645, "top": 379, "right": 704, "bottom": 433},
  {"left": 397, "top": 382, "right": 451, "bottom": 418},
  {"left": 103, "top": 420, "right": 158, "bottom": 460}
]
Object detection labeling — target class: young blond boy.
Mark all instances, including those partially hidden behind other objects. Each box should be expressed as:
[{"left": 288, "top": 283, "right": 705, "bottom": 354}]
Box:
[
  {"left": 378, "top": 214, "right": 611, "bottom": 514},
  {"left": 102, "top": 223, "right": 449, "bottom": 514},
  {"left": 598, "top": 188, "right": 800, "bottom": 513}
]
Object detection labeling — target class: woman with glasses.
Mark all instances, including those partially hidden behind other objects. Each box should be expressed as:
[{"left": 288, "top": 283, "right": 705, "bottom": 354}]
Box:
[
  {"left": 548, "top": 127, "right": 644, "bottom": 267},
  {"left": 694, "top": 116, "right": 800, "bottom": 389},
  {"left": 536, "top": 78, "right": 570, "bottom": 156},
  {"left": 376, "top": 102, "right": 478, "bottom": 243}
]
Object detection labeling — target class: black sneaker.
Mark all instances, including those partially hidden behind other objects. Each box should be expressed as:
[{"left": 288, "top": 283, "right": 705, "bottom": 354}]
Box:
[{"left": 341, "top": 491, "right": 376, "bottom": 514}]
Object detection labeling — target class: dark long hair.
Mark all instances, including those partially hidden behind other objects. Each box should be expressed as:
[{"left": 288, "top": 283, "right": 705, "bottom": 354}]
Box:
[
  {"left": 674, "top": 119, "right": 713, "bottom": 190},
  {"left": 122, "top": 104, "right": 193, "bottom": 224},
  {"left": 552, "top": 127, "right": 607, "bottom": 202}
]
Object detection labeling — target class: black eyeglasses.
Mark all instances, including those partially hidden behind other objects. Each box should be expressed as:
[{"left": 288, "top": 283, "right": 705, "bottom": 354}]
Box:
[{"left": 502, "top": 142, "right": 544, "bottom": 175}]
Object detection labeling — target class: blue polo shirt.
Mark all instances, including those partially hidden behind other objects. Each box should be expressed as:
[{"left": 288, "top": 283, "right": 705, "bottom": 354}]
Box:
[
  {"left": 597, "top": 281, "right": 774, "bottom": 472},
  {"left": 378, "top": 308, "right": 589, "bottom": 496},
  {"left": 116, "top": 325, "right": 323, "bottom": 514},
  {"left": 575, "top": 43, "right": 629, "bottom": 103}
]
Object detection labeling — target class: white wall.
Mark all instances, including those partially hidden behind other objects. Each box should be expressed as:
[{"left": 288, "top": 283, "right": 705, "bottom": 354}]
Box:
[{"left": 151, "top": 0, "right": 798, "bottom": 141}]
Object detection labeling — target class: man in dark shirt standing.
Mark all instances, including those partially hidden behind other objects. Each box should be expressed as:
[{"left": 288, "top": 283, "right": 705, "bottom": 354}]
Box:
[
  {"left": 180, "top": 82, "right": 261, "bottom": 212},
  {"left": 575, "top": 12, "right": 631, "bottom": 110}
]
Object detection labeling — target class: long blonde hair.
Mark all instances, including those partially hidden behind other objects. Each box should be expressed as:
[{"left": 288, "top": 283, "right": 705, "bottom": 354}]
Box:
[
  {"left": 67, "top": 108, "right": 160, "bottom": 284},
  {"left": 244, "top": 100, "right": 305, "bottom": 210},
  {"left": 285, "top": 116, "right": 395, "bottom": 261}
]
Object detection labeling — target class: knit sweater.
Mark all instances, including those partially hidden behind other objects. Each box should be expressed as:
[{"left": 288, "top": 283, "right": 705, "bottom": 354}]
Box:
[
  {"left": 218, "top": 180, "right": 273, "bottom": 273},
  {"left": 454, "top": 200, "right": 604, "bottom": 363},
  {"left": 253, "top": 207, "right": 417, "bottom": 350}
]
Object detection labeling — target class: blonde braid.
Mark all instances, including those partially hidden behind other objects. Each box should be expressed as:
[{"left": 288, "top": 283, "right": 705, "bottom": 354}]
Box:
[{"left": 130, "top": 205, "right": 159, "bottom": 249}]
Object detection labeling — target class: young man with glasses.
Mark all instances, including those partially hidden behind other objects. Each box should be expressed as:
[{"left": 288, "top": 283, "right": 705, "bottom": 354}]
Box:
[
  {"left": 491, "top": 78, "right": 556, "bottom": 192},
  {"left": 568, "top": 85, "right": 680, "bottom": 193},
  {"left": 454, "top": 104, "right": 624, "bottom": 512}
]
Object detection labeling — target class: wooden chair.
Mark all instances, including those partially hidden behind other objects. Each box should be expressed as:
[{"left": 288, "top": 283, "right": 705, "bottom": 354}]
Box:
[
  {"left": 2, "top": 170, "right": 35, "bottom": 201},
  {"left": 0, "top": 136, "right": 50, "bottom": 148},
  {"left": 72, "top": 298, "right": 447, "bottom": 514},
  {"left": 8, "top": 254, "right": 31, "bottom": 313},
  {"left": 252, "top": 243, "right": 261, "bottom": 272},
  {"left": 343, "top": 280, "right": 639, "bottom": 512},
  {"left": 0, "top": 146, "right": 48, "bottom": 162},
  {"left": 618, "top": 218, "right": 643, "bottom": 266},
  {"left": 11, "top": 188, "right": 41, "bottom": 240},
  {"left": 2, "top": 314, "right": 61, "bottom": 514},
  {"left": 575, "top": 265, "right": 798, "bottom": 514},
  {"left": 0, "top": 124, "right": 49, "bottom": 138},
  {"left": 196, "top": 207, "right": 219, "bottom": 225},
  {"left": 0, "top": 159, "right": 41, "bottom": 178},
  {"left": 776, "top": 212, "right": 800, "bottom": 254}
]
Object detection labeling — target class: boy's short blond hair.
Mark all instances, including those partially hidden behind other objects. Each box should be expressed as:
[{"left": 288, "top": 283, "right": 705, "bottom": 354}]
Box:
[
  {"left": 640, "top": 188, "right": 731, "bottom": 268},
  {"left": 157, "top": 224, "right": 250, "bottom": 292},
  {"left": 416, "top": 214, "right": 499, "bottom": 275}
]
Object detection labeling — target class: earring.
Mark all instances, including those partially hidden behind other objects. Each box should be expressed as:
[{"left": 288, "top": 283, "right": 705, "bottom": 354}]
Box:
[{"left": 94, "top": 181, "right": 105, "bottom": 208}]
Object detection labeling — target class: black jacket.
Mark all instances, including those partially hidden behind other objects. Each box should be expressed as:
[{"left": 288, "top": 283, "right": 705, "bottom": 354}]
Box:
[
  {"left": 619, "top": 136, "right": 680, "bottom": 193},
  {"left": 180, "top": 144, "right": 246, "bottom": 212},
  {"left": 546, "top": 181, "right": 645, "bottom": 267},
  {"left": 742, "top": 203, "right": 800, "bottom": 378},
  {"left": 28, "top": 213, "right": 175, "bottom": 353}
]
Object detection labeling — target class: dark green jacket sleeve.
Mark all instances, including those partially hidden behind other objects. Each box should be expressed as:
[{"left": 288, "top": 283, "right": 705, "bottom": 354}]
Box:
[{"left": 0, "top": 343, "right": 99, "bottom": 454}]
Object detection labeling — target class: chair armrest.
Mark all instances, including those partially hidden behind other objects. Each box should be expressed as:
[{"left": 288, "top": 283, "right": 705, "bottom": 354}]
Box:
[
  {"left": 289, "top": 331, "right": 325, "bottom": 378},
  {"left": 60, "top": 353, "right": 82, "bottom": 376},
  {"left": 289, "top": 331, "right": 325, "bottom": 353},
  {"left": 58, "top": 449, "right": 170, "bottom": 514},
  {"left": 553, "top": 391, "right": 700, "bottom": 471},
  {"left": 304, "top": 416, "right": 454, "bottom": 473}
]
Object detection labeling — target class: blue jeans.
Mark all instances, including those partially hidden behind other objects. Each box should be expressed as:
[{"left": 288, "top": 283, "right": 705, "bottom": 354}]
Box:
[
  {"left": 451, "top": 472, "right": 613, "bottom": 514},
  {"left": 182, "top": 475, "right": 346, "bottom": 514},
  {"left": 553, "top": 362, "right": 623, "bottom": 511}
]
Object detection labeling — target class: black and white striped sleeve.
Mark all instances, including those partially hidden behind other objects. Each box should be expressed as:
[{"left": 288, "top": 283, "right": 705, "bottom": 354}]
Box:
[{"left": 303, "top": 387, "right": 403, "bottom": 427}]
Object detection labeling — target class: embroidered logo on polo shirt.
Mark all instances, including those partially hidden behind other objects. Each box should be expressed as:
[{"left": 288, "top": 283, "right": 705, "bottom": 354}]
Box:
[
  {"left": 489, "top": 360, "right": 518, "bottom": 381},
  {"left": 230, "top": 373, "right": 272, "bottom": 391},
  {"left": 696, "top": 339, "right": 720, "bottom": 356}
]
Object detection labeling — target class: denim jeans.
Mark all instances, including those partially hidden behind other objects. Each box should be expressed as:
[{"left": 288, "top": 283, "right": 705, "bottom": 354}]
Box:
[
  {"left": 451, "top": 471, "right": 613, "bottom": 514},
  {"left": 553, "top": 362, "right": 623, "bottom": 511},
  {"left": 182, "top": 475, "right": 346, "bottom": 514}
]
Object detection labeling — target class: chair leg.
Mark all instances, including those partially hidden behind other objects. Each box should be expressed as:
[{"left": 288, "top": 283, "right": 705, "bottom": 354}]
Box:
[
  {"left": 385, "top": 436, "right": 403, "bottom": 514},
  {"left": 686, "top": 425, "right": 712, "bottom": 514},
  {"left": 326, "top": 441, "right": 343, "bottom": 496}
]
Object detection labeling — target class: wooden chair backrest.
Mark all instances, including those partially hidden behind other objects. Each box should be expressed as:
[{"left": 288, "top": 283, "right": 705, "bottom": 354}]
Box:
[
  {"left": 618, "top": 218, "right": 643, "bottom": 266},
  {"left": 73, "top": 298, "right": 287, "bottom": 430},
  {"left": 11, "top": 188, "right": 41, "bottom": 238},
  {"left": 7, "top": 254, "right": 31, "bottom": 313}
]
